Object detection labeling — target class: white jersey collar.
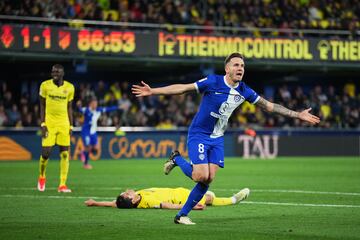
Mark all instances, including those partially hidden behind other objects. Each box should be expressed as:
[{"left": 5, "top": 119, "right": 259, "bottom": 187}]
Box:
[{"left": 223, "top": 75, "right": 239, "bottom": 89}]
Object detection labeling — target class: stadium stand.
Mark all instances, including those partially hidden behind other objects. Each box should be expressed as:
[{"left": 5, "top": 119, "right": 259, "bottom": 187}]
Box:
[
  {"left": 0, "top": 1, "right": 359, "bottom": 129},
  {"left": 0, "top": 0, "right": 359, "bottom": 38},
  {"left": 0, "top": 79, "right": 358, "bottom": 129}
]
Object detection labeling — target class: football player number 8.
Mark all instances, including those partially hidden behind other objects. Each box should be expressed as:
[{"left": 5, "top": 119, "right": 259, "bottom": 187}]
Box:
[{"left": 198, "top": 143, "right": 204, "bottom": 153}]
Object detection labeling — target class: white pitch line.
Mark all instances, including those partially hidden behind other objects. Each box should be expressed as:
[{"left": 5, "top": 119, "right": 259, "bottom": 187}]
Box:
[
  {"left": 213, "top": 189, "right": 360, "bottom": 196},
  {"left": 0, "top": 194, "right": 114, "bottom": 200},
  {"left": 0, "top": 194, "right": 359, "bottom": 209},
  {"left": 1, "top": 187, "right": 360, "bottom": 196},
  {"left": 242, "top": 201, "right": 360, "bottom": 208}
]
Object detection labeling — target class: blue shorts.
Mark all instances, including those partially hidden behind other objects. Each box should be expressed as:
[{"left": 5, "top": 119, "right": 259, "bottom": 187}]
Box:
[
  {"left": 187, "top": 136, "right": 225, "bottom": 168},
  {"left": 82, "top": 133, "right": 98, "bottom": 147}
]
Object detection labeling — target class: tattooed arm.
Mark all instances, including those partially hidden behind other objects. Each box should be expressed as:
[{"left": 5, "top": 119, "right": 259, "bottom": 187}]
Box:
[{"left": 255, "top": 97, "right": 320, "bottom": 125}]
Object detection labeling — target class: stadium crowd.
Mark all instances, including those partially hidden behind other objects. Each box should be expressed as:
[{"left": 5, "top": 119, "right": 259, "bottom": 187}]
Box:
[
  {"left": 0, "top": 79, "right": 358, "bottom": 129},
  {"left": 0, "top": 0, "right": 359, "bottom": 38}
]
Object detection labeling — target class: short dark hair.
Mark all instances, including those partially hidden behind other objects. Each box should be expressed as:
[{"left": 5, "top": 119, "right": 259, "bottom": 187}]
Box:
[
  {"left": 224, "top": 53, "right": 244, "bottom": 66},
  {"left": 52, "top": 64, "right": 64, "bottom": 70},
  {"left": 116, "top": 195, "right": 136, "bottom": 209},
  {"left": 88, "top": 96, "right": 97, "bottom": 102}
]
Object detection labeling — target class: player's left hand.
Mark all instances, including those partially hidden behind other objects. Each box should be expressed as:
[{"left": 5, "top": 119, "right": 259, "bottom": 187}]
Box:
[{"left": 298, "top": 108, "right": 320, "bottom": 125}]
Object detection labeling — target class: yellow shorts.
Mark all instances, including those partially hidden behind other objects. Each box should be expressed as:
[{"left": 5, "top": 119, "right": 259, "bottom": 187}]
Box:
[
  {"left": 42, "top": 125, "right": 70, "bottom": 147},
  {"left": 174, "top": 187, "right": 206, "bottom": 205}
]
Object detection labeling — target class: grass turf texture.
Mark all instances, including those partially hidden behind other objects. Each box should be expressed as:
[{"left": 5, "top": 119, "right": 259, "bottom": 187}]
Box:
[{"left": 0, "top": 157, "right": 359, "bottom": 240}]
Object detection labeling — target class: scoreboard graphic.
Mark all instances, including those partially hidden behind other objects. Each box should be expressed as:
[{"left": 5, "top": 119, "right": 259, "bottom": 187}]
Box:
[{"left": 1, "top": 24, "right": 359, "bottom": 64}]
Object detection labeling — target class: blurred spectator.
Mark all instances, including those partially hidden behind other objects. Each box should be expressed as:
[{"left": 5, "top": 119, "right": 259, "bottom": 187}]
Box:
[
  {"left": 7, "top": 104, "right": 21, "bottom": 125},
  {"left": 95, "top": 80, "right": 107, "bottom": 105},
  {"left": 156, "top": 117, "right": 176, "bottom": 130},
  {"left": 118, "top": 92, "right": 131, "bottom": 124},
  {"left": 3, "top": 91, "right": 14, "bottom": 109},
  {"left": 344, "top": 81, "right": 356, "bottom": 97},
  {"left": 22, "top": 112, "right": 35, "bottom": 126},
  {"left": 0, "top": 104, "right": 8, "bottom": 126}
]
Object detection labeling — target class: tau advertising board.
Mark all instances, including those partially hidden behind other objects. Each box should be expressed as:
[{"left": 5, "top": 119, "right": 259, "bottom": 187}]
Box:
[{"left": 235, "top": 133, "right": 360, "bottom": 158}]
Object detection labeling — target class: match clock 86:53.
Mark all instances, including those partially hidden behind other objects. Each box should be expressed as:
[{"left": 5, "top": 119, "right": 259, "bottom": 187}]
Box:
[{"left": 77, "top": 30, "right": 135, "bottom": 53}]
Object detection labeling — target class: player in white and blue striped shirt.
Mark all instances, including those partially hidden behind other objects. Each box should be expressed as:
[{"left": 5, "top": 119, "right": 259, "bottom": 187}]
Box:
[
  {"left": 132, "top": 52, "right": 320, "bottom": 225},
  {"left": 78, "top": 97, "right": 120, "bottom": 169}
]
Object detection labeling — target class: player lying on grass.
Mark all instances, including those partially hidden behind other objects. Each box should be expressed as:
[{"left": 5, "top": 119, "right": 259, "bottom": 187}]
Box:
[{"left": 85, "top": 187, "right": 250, "bottom": 209}]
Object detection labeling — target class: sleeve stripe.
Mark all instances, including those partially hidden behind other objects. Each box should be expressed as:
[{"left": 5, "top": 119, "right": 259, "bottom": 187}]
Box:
[
  {"left": 251, "top": 95, "right": 260, "bottom": 104},
  {"left": 194, "top": 83, "right": 199, "bottom": 93}
]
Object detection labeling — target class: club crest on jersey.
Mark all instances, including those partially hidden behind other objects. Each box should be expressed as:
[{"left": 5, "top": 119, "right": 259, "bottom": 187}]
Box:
[
  {"left": 199, "top": 154, "right": 205, "bottom": 160},
  {"left": 63, "top": 90, "right": 68, "bottom": 94},
  {"left": 234, "top": 95, "right": 244, "bottom": 102}
]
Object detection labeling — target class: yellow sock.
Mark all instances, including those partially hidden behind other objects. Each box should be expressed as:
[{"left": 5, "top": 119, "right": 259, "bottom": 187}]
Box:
[
  {"left": 39, "top": 155, "right": 48, "bottom": 178},
  {"left": 59, "top": 151, "right": 69, "bottom": 186},
  {"left": 211, "top": 197, "right": 234, "bottom": 206}
]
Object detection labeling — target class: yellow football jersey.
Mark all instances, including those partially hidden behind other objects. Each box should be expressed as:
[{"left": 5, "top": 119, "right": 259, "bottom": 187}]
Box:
[
  {"left": 136, "top": 187, "right": 206, "bottom": 209},
  {"left": 39, "top": 79, "right": 74, "bottom": 126}
]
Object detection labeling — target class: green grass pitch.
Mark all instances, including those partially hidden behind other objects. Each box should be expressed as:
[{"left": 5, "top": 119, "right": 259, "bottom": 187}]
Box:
[{"left": 0, "top": 157, "right": 359, "bottom": 240}]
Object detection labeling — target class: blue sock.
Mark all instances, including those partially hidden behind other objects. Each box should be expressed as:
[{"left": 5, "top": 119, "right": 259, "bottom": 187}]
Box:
[
  {"left": 174, "top": 155, "right": 192, "bottom": 179},
  {"left": 177, "top": 182, "right": 209, "bottom": 217},
  {"left": 84, "top": 151, "right": 89, "bottom": 165}
]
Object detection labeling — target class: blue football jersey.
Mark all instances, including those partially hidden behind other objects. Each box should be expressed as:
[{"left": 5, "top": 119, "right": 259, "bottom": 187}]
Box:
[
  {"left": 189, "top": 74, "right": 260, "bottom": 138},
  {"left": 79, "top": 106, "right": 118, "bottom": 135}
]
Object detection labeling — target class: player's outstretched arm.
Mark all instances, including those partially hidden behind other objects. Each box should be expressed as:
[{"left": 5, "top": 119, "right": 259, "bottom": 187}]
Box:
[
  {"left": 160, "top": 202, "right": 205, "bottom": 210},
  {"left": 85, "top": 199, "right": 117, "bottom": 207},
  {"left": 255, "top": 97, "right": 320, "bottom": 125},
  {"left": 131, "top": 81, "right": 196, "bottom": 97}
]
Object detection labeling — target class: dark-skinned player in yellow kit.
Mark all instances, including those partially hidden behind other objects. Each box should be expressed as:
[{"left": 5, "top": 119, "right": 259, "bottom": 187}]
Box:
[{"left": 37, "top": 64, "right": 75, "bottom": 193}]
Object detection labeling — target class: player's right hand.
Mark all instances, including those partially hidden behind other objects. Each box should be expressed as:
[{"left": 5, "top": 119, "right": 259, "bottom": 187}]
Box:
[
  {"left": 193, "top": 203, "right": 205, "bottom": 210},
  {"left": 85, "top": 199, "right": 96, "bottom": 206},
  {"left": 41, "top": 126, "right": 48, "bottom": 138},
  {"left": 131, "top": 81, "right": 152, "bottom": 97}
]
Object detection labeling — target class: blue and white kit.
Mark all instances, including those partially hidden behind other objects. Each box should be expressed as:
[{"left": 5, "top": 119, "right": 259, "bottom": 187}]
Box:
[
  {"left": 79, "top": 106, "right": 118, "bottom": 146},
  {"left": 188, "top": 74, "right": 260, "bottom": 167}
]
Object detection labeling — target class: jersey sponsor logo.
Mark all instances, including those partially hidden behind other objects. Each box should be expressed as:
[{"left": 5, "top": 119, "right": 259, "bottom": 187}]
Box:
[
  {"left": 219, "top": 102, "right": 230, "bottom": 114},
  {"left": 48, "top": 94, "right": 67, "bottom": 100},
  {"left": 210, "top": 112, "right": 227, "bottom": 120}
]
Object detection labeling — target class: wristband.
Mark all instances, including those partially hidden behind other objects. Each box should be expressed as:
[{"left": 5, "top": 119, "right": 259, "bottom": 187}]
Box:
[{"left": 41, "top": 122, "right": 46, "bottom": 127}]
